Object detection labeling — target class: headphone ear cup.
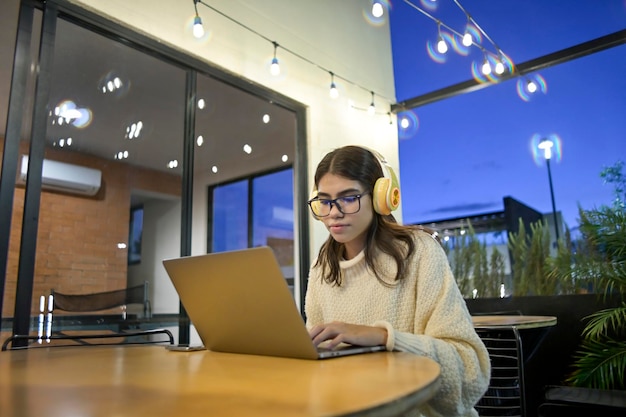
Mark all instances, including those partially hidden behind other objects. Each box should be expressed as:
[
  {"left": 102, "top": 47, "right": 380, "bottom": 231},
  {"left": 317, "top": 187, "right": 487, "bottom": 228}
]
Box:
[
  {"left": 372, "top": 172, "right": 401, "bottom": 215},
  {"left": 366, "top": 148, "right": 401, "bottom": 215},
  {"left": 373, "top": 178, "right": 392, "bottom": 215}
]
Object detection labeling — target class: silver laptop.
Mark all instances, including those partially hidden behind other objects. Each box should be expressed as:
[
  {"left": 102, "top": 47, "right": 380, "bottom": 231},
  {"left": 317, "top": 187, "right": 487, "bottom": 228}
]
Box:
[{"left": 162, "top": 246, "right": 385, "bottom": 360}]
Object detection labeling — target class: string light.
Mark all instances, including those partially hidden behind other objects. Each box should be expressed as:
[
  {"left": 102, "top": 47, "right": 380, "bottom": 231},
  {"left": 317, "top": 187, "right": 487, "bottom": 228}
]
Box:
[
  {"left": 481, "top": 55, "right": 491, "bottom": 75},
  {"left": 372, "top": 1, "right": 384, "bottom": 18},
  {"left": 494, "top": 55, "right": 505, "bottom": 75},
  {"left": 462, "top": 16, "right": 473, "bottom": 47},
  {"left": 329, "top": 72, "right": 339, "bottom": 99},
  {"left": 436, "top": 21, "right": 448, "bottom": 54},
  {"left": 191, "top": 1, "right": 393, "bottom": 112},
  {"left": 192, "top": 0, "right": 204, "bottom": 38},
  {"left": 270, "top": 42, "right": 280, "bottom": 76},
  {"left": 402, "top": 0, "right": 542, "bottom": 92},
  {"left": 368, "top": 91, "right": 376, "bottom": 115}
]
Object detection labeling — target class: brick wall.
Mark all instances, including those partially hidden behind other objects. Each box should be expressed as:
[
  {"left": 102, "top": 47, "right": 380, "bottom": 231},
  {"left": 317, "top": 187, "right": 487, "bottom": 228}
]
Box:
[{"left": 2, "top": 138, "right": 181, "bottom": 317}]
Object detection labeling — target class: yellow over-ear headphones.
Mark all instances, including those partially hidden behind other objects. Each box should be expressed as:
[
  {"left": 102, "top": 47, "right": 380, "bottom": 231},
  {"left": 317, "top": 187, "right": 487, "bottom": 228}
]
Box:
[
  {"left": 309, "top": 147, "right": 401, "bottom": 218},
  {"left": 368, "top": 149, "right": 401, "bottom": 216}
]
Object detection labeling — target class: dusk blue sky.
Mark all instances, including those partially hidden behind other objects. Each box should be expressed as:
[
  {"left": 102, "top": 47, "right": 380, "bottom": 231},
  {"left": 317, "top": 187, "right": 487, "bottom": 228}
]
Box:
[{"left": 388, "top": 1, "right": 626, "bottom": 232}]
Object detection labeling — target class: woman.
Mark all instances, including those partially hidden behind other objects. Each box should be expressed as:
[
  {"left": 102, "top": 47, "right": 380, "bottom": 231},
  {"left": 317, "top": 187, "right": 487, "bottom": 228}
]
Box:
[{"left": 305, "top": 145, "right": 490, "bottom": 417}]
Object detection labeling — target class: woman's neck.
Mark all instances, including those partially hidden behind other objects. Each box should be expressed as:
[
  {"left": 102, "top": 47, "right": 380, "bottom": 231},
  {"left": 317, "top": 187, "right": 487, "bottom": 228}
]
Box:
[{"left": 343, "top": 238, "right": 366, "bottom": 260}]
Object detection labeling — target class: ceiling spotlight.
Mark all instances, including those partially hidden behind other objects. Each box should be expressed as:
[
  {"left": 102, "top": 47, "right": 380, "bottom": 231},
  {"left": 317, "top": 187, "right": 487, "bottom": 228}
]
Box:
[
  {"left": 372, "top": 1, "right": 384, "bottom": 18},
  {"left": 329, "top": 72, "right": 339, "bottom": 99},
  {"left": 211, "top": 165, "right": 218, "bottom": 173},
  {"left": 270, "top": 42, "right": 280, "bottom": 76},
  {"left": 281, "top": 154, "right": 288, "bottom": 163},
  {"left": 196, "top": 135, "right": 204, "bottom": 146},
  {"left": 197, "top": 98, "right": 205, "bottom": 109},
  {"left": 243, "top": 144, "right": 252, "bottom": 154},
  {"left": 192, "top": 0, "right": 204, "bottom": 39},
  {"left": 262, "top": 114, "right": 270, "bottom": 123}
]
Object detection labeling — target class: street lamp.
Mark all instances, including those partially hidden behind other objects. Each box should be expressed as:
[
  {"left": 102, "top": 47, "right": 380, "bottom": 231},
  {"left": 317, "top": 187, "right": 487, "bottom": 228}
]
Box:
[{"left": 538, "top": 138, "right": 559, "bottom": 244}]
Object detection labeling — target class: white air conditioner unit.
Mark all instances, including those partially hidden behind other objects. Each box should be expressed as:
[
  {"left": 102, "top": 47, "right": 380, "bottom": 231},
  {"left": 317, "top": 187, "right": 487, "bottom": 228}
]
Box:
[{"left": 19, "top": 155, "right": 102, "bottom": 196}]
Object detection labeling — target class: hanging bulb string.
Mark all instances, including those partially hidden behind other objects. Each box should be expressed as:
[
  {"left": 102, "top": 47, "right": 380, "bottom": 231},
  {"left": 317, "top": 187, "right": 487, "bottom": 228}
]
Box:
[
  {"left": 194, "top": 0, "right": 200, "bottom": 16},
  {"left": 451, "top": 0, "right": 502, "bottom": 56},
  {"left": 196, "top": 0, "right": 394, "bottom": 105},
  {"left": 402, "top": 0, "right": 505, "bottom": 59}
]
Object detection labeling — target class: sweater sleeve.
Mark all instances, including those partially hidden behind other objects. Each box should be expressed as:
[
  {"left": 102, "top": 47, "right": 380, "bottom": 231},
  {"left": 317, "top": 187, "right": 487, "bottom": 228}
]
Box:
[{"left": 376, "top": 234, "right": 491, "bottom": 417}]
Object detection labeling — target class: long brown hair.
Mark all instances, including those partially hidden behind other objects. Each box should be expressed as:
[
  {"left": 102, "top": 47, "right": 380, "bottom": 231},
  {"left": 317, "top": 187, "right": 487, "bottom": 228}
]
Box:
[{"left": 313, "top": 146, "right": 418, "bottom": 286}]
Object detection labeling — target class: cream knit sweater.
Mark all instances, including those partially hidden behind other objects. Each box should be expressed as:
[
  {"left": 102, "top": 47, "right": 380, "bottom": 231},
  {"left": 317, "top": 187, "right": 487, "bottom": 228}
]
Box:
[{"left": 305, "top": 230, "right": 491, "bottom": 417}]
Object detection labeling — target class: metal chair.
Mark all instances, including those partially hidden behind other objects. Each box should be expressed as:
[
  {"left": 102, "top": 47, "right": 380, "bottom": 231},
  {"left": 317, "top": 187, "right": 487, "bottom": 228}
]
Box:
[{"left": 475, "top": 327, "right": 525, "bottom": 417}]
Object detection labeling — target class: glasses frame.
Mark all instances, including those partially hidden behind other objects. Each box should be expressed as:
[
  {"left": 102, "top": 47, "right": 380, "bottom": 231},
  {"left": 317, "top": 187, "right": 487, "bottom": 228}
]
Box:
[{"left": 307, "top": 192, "right": 370, "bottom": 217}]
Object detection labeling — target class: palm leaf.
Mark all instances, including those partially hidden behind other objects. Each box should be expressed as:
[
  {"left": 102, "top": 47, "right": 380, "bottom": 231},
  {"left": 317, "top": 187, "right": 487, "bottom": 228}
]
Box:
[
  {"left": 566, "top": 338, "right": 626, "bottom": 390},
  {"left": 582, "top": 303, "right": 626, "bottom": 339}
]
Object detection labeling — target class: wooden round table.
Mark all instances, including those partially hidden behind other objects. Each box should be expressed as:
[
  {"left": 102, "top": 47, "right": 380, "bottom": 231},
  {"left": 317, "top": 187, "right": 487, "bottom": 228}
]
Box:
[{"left": 1, "top": 345, "right": 441, "bottom": 417}]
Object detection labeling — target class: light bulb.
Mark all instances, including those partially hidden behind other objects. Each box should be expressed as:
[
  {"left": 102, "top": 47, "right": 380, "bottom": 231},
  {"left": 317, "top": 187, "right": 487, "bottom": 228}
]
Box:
[
  {"left": 495, "top": 61, "right": 505, "bottom": 75},
  {"left": 462, "top": 32, "right": 472, "bottom": 47},
  {"left": 437, "top": 36, "right": 448, "bottom": 54},
  {"left": 538, "top": 139, "right": 553, "bottom": 160},
  {"left": 527, "top": 80, "right": 537, "bottom": 93},
  {"left": 481, "top": 59, "right": 491, "bottom": 75},
  {"left": 193, "top": 16, "right": 204, "bottom": 39},
  {"left": 400, "top": 118, "right": 410, "bottom": 129},
  {"left": 368, "top": 103, "right": 375, "bottom": 116},
  {"left": 329, "top": 83, "right": 339, "bottom": 99},
  {"left": 372, "top": 1, "right": 384, "bottom": 18},
  {"left": 270, "top": 57, "right": 280, "bottom": 76}
]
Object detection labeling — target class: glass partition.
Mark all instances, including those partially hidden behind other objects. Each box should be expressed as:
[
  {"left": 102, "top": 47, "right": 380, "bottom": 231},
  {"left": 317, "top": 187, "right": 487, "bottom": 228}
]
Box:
[
  {"left": 2, "top": 13, "right": 186, "bottom": 340},
  {"left": 2, "top": 2, "right": 302, "bottom": 347}
]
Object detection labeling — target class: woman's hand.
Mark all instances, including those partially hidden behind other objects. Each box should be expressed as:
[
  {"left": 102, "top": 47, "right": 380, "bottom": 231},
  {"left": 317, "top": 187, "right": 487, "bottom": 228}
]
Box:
[{"left": 308, "top": 321, "right": 387, "bottom": 349}]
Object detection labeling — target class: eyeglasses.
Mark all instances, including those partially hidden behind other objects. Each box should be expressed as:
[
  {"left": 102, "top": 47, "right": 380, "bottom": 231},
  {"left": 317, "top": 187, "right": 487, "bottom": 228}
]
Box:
[{"left": 307, "top": 192, "right": 369, "bottom": 217}]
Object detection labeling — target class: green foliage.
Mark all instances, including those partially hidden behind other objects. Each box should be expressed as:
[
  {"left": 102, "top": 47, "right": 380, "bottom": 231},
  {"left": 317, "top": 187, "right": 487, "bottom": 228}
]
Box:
[
  {"left": 566, "top": 338, "right": 626, "bottom": 390},
  {"left": 549, "top": 161, "right": 626, "bottom": 390},
  {"left": 445, "top": 223, "right": 506, "bottom": 298},
  {"left": 582, "top": 304, "right": 626, "bottom": 340},
  {"left": 600, "top": 160, "right": 625, "bottom": 210},
  {"left": 546, "top": 227, "right": 584, "bottom": 293},
  {"left": 508, "top": 218, "right": 528, "bottom": 294},
  {"left": 485, "top": 248, "right": 506, "bottom": 297},
  {"left": 446, "top": 160, "right": 626, "bottom": 390},
  {"left": 508, "top": 218, "right": 561, "bottom": 295}
]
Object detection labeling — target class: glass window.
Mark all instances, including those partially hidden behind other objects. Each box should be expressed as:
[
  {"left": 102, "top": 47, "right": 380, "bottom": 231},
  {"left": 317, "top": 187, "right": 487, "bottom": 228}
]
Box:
[
  {"left": 253, "top": 169, "right": 294, "bottom": 282},
  {"left": 211, "top": 180, "right": 249, "bottom": 252},
  {"left": 29, "top": 16, "right": 185, "bottom": 321}
]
